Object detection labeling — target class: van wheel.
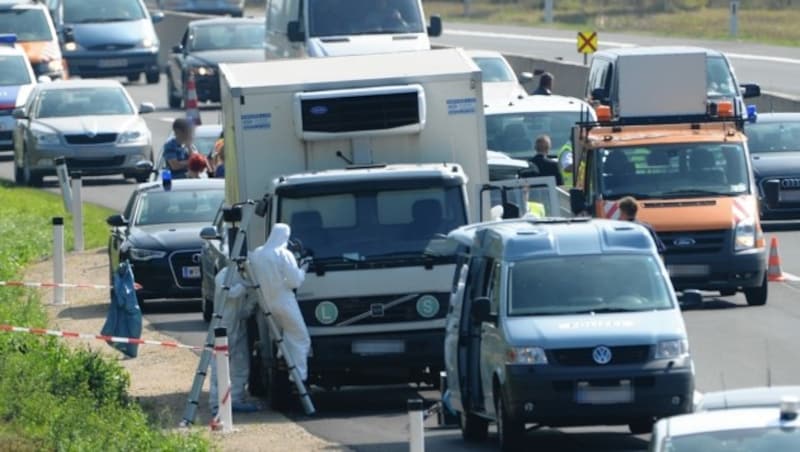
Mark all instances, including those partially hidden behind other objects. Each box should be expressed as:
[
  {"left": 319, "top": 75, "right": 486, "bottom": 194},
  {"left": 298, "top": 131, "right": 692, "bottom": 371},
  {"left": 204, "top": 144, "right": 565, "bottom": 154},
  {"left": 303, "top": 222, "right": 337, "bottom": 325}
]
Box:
[
  {"left": 459, "top": 411, "right": 488, "bottom": 442},
  {"left": 146, "top": 70, "right": 160, "bottom": 85},
  {"left": 127, "top": 73, "right": 140, "bottom": 83},
  {"left": 744, "top": 273, "right": 768, "bottom": 306},
  {"left": 496, "top": 389, "right": 525, "bottom": 451},
  {"left": 629, "top": 418, "right": 654, "bottom": 435}
]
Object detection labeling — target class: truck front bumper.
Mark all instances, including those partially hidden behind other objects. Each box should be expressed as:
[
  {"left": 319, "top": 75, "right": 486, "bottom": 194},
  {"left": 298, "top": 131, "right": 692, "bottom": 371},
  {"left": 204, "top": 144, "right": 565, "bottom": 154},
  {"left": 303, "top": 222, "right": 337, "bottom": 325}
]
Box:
[{"left": 665, "top": 247, "right": 767, "bottom": 291}]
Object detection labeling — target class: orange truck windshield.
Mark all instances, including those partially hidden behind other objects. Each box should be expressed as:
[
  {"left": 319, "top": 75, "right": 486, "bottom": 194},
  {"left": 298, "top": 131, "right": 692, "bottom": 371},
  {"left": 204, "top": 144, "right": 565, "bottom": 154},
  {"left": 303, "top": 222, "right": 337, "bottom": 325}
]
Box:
[{"left": 598, "top": 143, "right": 750, "bottom": 200}]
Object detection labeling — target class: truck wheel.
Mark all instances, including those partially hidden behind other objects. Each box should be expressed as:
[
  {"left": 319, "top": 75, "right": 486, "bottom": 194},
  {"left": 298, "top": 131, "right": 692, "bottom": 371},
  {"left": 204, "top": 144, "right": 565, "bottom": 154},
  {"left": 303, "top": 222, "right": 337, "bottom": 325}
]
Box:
[
  {"left": 744, "top": 273, "right": 768, "bottom": 306},
  {"left": 459, "top": 411, "right": 488, "bottom": 442},
  {"left": 495, "top": 389, "right": 525, "bottom": 451},
  {"left": 629, "top": 418, "right": 654, "bottom": 435},
  {"left": 268, "top": 364, "right": 291, "bottom": 411}
]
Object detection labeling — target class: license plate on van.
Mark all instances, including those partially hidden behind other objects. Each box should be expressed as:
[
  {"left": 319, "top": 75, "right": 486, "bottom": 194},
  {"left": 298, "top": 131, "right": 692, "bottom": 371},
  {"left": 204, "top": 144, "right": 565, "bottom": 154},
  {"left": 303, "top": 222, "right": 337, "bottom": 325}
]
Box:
[
  {"left": 98, "top": 59, "right": 127, "bottom": 68},
  {"left": 182, "top": 266, "right": 200, "bottom": 279},
  {"left": 575, "top": 381, "right": 633, "bottom": 405}
]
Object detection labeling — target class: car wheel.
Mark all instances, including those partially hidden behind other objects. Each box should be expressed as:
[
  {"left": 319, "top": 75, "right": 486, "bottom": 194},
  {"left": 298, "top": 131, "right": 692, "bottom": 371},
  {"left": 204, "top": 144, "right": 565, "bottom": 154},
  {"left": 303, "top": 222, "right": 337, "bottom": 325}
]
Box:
[
  {"left": 202, "top": 297, "right": 213, "bottom": 323},
  {"left": 628, "top": 418, "right": 654, "bottom": 435},
  {"left": 127, "top": 73, "right": 140, "bottom": 83},
  {"left": 167, "top": 75, "right": 181, "bottom": 109},
  {"left": 146, "top": 70, "right": 160, "bottom": 85},
  {"left": 744, "top": 273, "right": 768, "bottom": 306},
  {"left": 459, "top": 410, "right": 489, "bottom": 442},
  {"left": 495, "top": 387, "right": 525, "bottom": 451}
]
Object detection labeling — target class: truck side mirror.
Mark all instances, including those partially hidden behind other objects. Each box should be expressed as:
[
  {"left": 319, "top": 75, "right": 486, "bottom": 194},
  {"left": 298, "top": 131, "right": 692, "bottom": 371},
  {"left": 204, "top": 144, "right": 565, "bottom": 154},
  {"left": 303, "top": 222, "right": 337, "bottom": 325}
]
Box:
[
  {"left": 150, "top": 10, "right": 165, "bottom": 24},
  {"left": 471, "top": 297, "right": 494, "bottom": 323},
  {"left": 427, "top": 15, "right": 442, "bottom": 37},
  {"left": 287, "top": 21, "right": 304, "bottom": 43},
  {"left": 740, "top": 83, "right": 761, "bottom": 99},
  {"left": 569, "top": 188, "right": 586, "bottom": 215},
  {"left": 591, "top": 87, "right": 607, "bottom": 103},
  {"left": 764, "top": 179, "right": 780, "bottom": 209},
  {"left": 12, "top": 108, "right": 27, "bottom": 120}
]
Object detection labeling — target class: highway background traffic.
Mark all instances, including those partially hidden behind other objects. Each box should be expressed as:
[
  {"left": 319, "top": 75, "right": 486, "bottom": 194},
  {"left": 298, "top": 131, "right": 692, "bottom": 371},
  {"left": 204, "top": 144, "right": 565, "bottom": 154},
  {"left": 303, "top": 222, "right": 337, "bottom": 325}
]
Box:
[{"left": 2, "top": 14, "right": 800, "bottom": 452}]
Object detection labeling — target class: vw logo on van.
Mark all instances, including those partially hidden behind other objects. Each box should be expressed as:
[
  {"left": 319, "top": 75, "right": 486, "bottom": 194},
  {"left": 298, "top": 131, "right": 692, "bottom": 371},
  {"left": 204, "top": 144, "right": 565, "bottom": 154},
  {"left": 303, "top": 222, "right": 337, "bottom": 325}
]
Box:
[
  {"left": 592, "top": 346, "right": 613, "bottom": 365},
  {"left": 310, "top": 105, "right": 328, "bottom": 116},
  {"left": 673, "top": 237, "right": 696, "bottom": 247}
]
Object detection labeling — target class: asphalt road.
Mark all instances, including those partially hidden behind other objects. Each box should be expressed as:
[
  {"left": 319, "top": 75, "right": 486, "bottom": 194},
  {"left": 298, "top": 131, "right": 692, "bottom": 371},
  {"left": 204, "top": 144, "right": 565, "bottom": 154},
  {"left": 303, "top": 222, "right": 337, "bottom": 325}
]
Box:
[{"left": 2, "top": 70, "right": 800, "bottom": 451}]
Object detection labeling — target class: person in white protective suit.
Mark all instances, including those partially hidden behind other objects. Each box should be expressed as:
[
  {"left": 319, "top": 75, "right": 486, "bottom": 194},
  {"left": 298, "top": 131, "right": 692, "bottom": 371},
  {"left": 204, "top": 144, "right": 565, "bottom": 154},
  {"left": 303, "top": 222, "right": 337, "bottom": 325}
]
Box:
[
  {"left": 209, "top": 266, "right": 260, "bottom": 415},
  {"left": 249, "top": 223, "right": 312, "bottom": 382}
]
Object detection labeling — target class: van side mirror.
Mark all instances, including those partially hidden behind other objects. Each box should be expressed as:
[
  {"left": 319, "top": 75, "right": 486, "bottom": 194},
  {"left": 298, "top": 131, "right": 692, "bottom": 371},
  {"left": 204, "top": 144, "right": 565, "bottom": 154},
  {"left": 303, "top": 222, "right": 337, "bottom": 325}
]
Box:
[
  {"left": 591, "top": 87, "right": 607, "bottom": 103},
  {"left": 427, "top": 15, "right": 442, "bottom": 37},
  {"left": 171, "top": 44, "right": 183, "bottom": 54},
  {"left": 200, "top": 226, "right": 221, "bottom": 241},
  {"left": 740, "top": 83, "right": 761, "bottom": 99},
  {"left": 569, "top": 188, "right": 586, "bottom": 215},
  {"left": 678, "top": 290, "right": 703, "bottom": 310},
  {"left": 471, "top": 297, "right": 494, "bottom": 323},
  {"left": 12, "top": 108, "right": 27, "bottom": 120},
  {"left": 106, "top": 214, "right": 128, "bottom": 227},
  {"left": 287, "top": 21, "right": 304, "bottom": 43},
  {"left": 150, "top": 11, "right": 165, "bottom": 24},
  {"left": 764, "top": 179, "right": 780, "bottom": 209}
]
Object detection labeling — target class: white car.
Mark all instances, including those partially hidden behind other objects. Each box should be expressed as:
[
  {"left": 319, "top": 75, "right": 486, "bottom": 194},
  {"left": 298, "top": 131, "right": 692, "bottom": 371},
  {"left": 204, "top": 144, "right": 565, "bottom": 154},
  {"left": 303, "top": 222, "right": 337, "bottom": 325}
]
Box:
[
  {"left": 0, "top": 34, "right": 40, "bottom": 151},
  {"left": 650, "top": 396, "right": 800, "bottom": 451},
  {"left": 466, "top": 49, "right": 531, "bottom": 107}
]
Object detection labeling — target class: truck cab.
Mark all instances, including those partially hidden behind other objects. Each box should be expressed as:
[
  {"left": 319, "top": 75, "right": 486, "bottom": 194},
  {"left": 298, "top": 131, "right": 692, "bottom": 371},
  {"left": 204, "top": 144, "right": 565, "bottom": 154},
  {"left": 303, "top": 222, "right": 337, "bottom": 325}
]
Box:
[{"left": 444, "top": 218, "right": 695, "bottom": 450}]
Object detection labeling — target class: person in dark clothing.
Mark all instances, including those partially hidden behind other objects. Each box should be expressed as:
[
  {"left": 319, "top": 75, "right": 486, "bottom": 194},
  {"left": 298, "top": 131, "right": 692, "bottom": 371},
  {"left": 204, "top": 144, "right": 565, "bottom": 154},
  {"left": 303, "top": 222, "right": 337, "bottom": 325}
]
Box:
[
  {"left": 162, "top": 118, "right": 195, "bottom": 179},
  {"left": 530, "top": 135, "right": 563, "bottom": 186},
  {"left": 618, "top": 196, "right": 666, "bottom": 254},
  {"left": 532, "top": 72, "right": 553, "bottom": 95}
]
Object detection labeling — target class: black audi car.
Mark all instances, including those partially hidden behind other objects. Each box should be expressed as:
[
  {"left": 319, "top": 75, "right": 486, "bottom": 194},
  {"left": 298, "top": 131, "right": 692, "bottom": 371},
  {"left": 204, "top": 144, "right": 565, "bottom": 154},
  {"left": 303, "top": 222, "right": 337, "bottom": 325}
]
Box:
[
  {"left": 165, "top": 17, "right": 265, "bottom": 108},
  {"left": 746, "top": 113, "right": 800, "bottom": 219},
  {"left": 107, "top": 178, "right": 225, "bottom": 307}
]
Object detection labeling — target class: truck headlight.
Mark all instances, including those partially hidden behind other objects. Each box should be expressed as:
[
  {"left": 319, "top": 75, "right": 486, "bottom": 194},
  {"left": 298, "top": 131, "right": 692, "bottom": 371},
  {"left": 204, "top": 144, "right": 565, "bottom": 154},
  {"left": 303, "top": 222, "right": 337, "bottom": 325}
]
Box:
[
  {"left": 734, "top": 219, "right": 756, "bottom": 251},
  {"left": 193, "top": 66, "right": 215, "bottom": 76},
  {"left": 35, "top": 132, "right": 59, "bottom": 145},
  {"left": 129, "top": 248, "right": 166, "bottom": 261},
  {"left": 506, "top": 347, "right": 548, "bottom": 365},
  {"left": 118, "top": 130, "right": 148, "bottom": 145},
  {"left": 655, "top": 339, "right": 689, "bottom": 360}
]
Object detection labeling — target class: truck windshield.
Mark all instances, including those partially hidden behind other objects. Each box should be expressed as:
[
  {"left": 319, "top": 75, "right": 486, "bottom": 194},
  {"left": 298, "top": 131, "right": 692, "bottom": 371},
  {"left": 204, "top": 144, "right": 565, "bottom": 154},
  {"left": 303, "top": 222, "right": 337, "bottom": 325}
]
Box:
[
  {"left": 663, "top": 426, "right": 800, "bottom": 451},
  {"left": 598, "top": 143, "right": 749, "bottom": 200},
  {"left": 307, "top": 0, "right": 425, "bottom": 37},
  {"left": 707, "top": 56, "right": 737, "bottom": 98},
  {"left": 486, "top": 111, "right": 581, "bottom": 158},
  {"left": 278, "top": 183, "right": 466, "bottom": 264},
  {"left": 509, "top": 254, "right": 672, "bottom": 316}
]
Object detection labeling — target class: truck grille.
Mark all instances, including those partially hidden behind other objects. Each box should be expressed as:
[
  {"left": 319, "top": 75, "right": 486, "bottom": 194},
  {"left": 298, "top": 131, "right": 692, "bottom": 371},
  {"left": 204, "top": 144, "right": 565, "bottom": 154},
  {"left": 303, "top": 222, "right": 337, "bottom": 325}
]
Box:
[
  {"left": 657, "top": 230, "right": 727, "bottom": 255},
  {"left": 64, "top": 133, "right": 117, "bottom": 145},
  {"left": 300, "top": 293, "right": 448, "bottom": 327},
  {"left": 169, "top": 250, "right": 202, "bottom": 288},
  {"left": 550, "top": 345, "right": 651, "bottom": 366}
]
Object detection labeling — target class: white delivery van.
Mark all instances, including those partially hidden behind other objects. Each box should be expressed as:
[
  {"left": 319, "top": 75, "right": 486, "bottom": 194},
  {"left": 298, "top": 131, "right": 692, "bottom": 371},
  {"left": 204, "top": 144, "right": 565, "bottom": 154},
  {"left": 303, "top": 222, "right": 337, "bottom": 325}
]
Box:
[
  {"left": 263, "top": 0, "right": 442, "bottom": 58},
  {"left": 218, "top": 48, "right": 559, "bottom": 408}
]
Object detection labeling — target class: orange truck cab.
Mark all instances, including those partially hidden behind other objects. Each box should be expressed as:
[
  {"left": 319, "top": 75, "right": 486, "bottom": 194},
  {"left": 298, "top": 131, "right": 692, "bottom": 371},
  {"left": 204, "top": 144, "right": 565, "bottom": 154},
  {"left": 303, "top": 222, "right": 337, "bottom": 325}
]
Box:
[{"left": 568, "top": 101, "right": 768, "bottom": 306}]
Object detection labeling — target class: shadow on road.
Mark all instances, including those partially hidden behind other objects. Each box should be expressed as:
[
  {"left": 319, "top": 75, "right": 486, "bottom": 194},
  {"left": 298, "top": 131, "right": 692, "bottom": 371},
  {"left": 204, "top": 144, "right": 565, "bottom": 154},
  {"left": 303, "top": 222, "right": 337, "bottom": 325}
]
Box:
[
  {"left": 141, "top": 299, "right": 202, "bottom": 315},
  {"left": 0, "top": 153, "right": 13, "bottom": 163}
]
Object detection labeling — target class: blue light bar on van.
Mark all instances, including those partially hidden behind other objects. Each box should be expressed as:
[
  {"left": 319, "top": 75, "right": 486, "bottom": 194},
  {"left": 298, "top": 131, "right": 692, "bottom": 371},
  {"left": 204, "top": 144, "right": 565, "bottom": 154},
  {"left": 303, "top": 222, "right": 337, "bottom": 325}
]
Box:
[{"left": 0, "top": 34, "right": 17, "bottom": 47}]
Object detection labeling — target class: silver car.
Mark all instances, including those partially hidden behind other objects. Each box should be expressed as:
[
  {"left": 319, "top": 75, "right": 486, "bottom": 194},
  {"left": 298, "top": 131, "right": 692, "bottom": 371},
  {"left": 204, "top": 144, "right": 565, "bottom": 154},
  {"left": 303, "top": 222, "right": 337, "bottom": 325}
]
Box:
[{"left": 12, "top": 79, "right": 155, "bottom": 186}]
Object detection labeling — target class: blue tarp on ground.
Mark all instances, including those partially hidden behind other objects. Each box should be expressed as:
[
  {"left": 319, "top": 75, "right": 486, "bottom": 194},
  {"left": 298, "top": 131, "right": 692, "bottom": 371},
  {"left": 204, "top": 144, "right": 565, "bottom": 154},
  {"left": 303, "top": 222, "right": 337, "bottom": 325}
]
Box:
[{"left": 101, "top": 260, "right": 142, "bottom": 358}]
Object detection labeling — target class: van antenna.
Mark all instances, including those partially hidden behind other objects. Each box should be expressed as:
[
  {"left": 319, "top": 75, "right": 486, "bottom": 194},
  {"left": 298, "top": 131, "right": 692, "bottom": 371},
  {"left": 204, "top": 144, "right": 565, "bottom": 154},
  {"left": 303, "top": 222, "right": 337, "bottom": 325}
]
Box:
[{"left": 335, "top": 151, "right": 353, "bottom": 165}]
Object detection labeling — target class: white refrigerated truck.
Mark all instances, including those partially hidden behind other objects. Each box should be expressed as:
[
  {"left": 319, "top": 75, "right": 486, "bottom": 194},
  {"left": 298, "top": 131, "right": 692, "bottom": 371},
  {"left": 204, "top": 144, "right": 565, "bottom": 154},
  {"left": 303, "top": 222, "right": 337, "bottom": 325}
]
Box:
[{"left": 217, "top": 48, "right": 557, "bottom": 407}]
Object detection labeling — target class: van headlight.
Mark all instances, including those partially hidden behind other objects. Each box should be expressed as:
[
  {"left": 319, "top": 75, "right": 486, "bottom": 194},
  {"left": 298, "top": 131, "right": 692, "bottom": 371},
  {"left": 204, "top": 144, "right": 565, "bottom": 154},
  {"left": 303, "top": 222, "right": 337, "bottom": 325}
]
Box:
[
  {"left": 655, "top": 339, "right": 689, "bottom": 360},
  {"left": 734, "top": 219, "right": 756, "bottom": 251},
  {"left": 129, "top": 248, "right": 166, "bottom": 261},
  {"left": 506, "top": 347, "right": 548, "bottom": 365}
]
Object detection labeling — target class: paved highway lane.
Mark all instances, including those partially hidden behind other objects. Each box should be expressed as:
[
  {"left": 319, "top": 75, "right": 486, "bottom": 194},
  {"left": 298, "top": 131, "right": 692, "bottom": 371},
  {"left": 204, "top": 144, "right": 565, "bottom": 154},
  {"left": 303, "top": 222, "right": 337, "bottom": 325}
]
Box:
[{"left": 3, "top": 78, "right": 800, "bottom": 452}]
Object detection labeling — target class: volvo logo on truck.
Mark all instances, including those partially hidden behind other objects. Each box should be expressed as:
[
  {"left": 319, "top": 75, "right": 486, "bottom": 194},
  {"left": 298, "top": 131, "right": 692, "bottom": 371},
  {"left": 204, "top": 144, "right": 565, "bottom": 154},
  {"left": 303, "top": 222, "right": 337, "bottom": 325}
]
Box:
[{"left": 592, "top": 346, "right": 613, "bottom": 365}]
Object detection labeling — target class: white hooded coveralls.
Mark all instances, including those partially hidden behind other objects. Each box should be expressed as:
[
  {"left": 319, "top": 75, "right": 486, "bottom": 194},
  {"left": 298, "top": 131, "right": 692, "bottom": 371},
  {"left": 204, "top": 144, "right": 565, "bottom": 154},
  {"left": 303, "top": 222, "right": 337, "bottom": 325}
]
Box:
[{"left": 249, "top": 223, "right": 311, "bottom": 381}]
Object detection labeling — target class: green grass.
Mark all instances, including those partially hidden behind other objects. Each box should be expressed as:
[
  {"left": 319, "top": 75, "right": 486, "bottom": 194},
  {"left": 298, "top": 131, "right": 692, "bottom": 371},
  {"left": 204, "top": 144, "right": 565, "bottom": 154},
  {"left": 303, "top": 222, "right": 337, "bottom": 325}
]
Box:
[
  {"left": 0, "top": 183, "right": 212, "bottom": 451},
  {"left": 425, "top": 2, "right": 800, "bottom": 47}
]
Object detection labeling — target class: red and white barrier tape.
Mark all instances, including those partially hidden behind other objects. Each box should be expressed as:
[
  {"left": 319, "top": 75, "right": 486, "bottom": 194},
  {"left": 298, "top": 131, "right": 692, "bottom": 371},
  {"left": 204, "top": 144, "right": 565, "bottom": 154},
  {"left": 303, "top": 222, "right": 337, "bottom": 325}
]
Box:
[
  {"left": 0, "top": 324, "right": 202, "bottom": 351},
  {"left": 0, "top": 280, "right": 142, "bottom": 290}
]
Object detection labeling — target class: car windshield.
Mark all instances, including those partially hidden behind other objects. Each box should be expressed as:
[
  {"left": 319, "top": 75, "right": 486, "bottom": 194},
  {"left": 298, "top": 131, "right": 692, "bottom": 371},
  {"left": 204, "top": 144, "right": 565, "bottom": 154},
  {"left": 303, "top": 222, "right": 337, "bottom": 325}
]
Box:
[
  {"left": 307, "top": 0, "right": 424, "bottom": 37},
  {"left": 63, "top": 0, "right": 146, "bottom": 23},
  {"left": 278, "top": 183, "right": 466, "bottom": 264},
  {"left": 134, "top": 189, "right": 224, "bottom": 226},
  {"left": 599, "top": 143, "right": 750, "bottom": 199},
  {"left": 190, "top": 23, "right": 265, "bottom": 51},
  {"left": 0, "top": 9, "right": 52, "bottom": 42},
  {"left": 509, "top": 254, "right": 672, "bottom": 316},
  {"left": 472, "top": 57, "right": 515, "bottom": 83},
  {"left": 35, "top": 87, "right": 134, "bottom": 118},
  {"left": 663, "top": 426, "right": 800, "bottom": 451},
  {"left": 746, "top": 120, "right": 800, "bottom": 153},
  {"left": 0, "top": 56, "right": 32, "bottom": 85},
  {"left": 707, "top": 56, "right": 737, "bottom": 98},
  {"left": 486, "top": 111, "right": 581, "bottom": 158}
]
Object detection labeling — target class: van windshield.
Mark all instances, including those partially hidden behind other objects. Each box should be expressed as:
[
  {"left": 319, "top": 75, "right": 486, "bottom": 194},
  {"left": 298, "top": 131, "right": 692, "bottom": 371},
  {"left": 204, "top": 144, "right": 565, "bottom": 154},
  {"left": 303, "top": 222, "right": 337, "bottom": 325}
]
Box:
[
  {"left": 509, "top": 254, "right": 673, "bottom": 316},
  {"left": 277, "top": 181, "right": 466, "bottom": 266},
  {"left": 598, "top": 143, "right": 750, "bottom": 200},
  {"left": 64, "top": 0, "right": 146, "bottom": 23},
  {"left": 0, "top": 9, "right": 52, "bottom": 42},
  {"left": 307, "top": 0, "right": 425, "bottom": 37},
  {"left": 486, "top": 111, "right": 581, "bottom": 158}
]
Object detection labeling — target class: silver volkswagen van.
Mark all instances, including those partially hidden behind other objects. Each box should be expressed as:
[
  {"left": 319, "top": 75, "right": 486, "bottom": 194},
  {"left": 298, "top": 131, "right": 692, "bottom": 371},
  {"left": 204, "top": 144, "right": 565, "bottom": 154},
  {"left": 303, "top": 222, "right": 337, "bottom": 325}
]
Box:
[{"left": 443, "top": 217, "right": 695, "bottom": 450}]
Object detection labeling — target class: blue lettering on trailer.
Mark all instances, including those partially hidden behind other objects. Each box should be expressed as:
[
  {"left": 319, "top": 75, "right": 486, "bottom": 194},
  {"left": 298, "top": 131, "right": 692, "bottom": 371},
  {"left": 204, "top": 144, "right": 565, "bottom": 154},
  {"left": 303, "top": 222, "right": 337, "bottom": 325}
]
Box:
[
  {"left": 242, "top": 113, "right": 271, "bottom": 130},
  {"left": 447, "top": 98, "right": 476, "bottom": 115}
]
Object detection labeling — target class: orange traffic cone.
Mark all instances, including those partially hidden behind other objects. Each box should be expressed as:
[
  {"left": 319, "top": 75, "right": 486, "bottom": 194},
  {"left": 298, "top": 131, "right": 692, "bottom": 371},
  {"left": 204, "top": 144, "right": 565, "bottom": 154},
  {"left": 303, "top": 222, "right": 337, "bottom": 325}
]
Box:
[
  {"left": 767, "top": 236, "right": 785, "bottom": 282},
  {"left": 185, "top": 72, "right": 201, "bottom": 126}
]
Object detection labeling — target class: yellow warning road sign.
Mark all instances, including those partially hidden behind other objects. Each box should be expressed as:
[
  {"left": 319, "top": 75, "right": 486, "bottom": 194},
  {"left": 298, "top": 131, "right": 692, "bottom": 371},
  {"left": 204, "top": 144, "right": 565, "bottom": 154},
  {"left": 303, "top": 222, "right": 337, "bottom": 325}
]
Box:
[{"left": 577, "top": 31, "right": 598, "bottom": 54}]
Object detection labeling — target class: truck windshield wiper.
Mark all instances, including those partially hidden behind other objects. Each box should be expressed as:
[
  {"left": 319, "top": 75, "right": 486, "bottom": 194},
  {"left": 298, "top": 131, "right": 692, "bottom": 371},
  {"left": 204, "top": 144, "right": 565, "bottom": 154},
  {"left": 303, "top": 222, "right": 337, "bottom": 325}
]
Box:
[
  {"left": 658, "top": 189, "right": 731, "bottom": 198},
  {"left": 605, "top": 193, "right": 651, "bottom": 200}
]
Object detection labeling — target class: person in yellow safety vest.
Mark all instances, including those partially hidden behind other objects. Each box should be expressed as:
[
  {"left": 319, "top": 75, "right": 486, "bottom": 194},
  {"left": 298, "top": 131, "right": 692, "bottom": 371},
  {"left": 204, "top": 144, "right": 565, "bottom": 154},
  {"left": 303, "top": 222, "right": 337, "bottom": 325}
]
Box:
[
  {"left": 527, "top": 201, "right": 546, "bottom": 218},
  {"left": 558, "top": 142, "right": 573, "bottom": 187}
]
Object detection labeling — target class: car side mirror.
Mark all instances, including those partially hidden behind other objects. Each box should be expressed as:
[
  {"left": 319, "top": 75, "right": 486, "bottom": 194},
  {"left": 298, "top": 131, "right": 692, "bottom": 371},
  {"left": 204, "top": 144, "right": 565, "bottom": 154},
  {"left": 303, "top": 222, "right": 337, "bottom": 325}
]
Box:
[
  {"left": 106, "top": 214, "right": 128, "bottom": 227},
  {"left": 678, "top": 290, "right": 703, "bottom": 310},
  {"left": 764, "top": 179, "right": 780, "bottom": 209},
  {"left": 569, "top": 188, "right": 586, "bottom": 215},
  {"left": 740, "top": 83, "right": 761, "bottom": 99},
  {"left": 427, "top": 15, "right": 442, "bottom": 37},
  {"left": 200, "top": 226, "right": 221, "bottom": 241},
  {"left": 138, "top": 102, "right": 156, "bottom": 114},
  {"left": 287, "top": 21, "right": 304, "bottom": 43},
  {"left": 150, "top": 11, "right": 165, "bottom": 24},
  {"left": 591, "top": 87, "right": 607, "bottom": 103},
  {"left": 135, "top": 160, "right": 154, "bottom": 174},
  {"left": 12, "top": 108, "right": 27, "bottom": 120},
  {"left": 471, "top": 297, "right": 494, "bottom": 323},
  {"left": 171, "top": 44, "right": 183, "bottom": 54},
  {"left": 519, "top": 71, "right": 534, "bottom": 83}
]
